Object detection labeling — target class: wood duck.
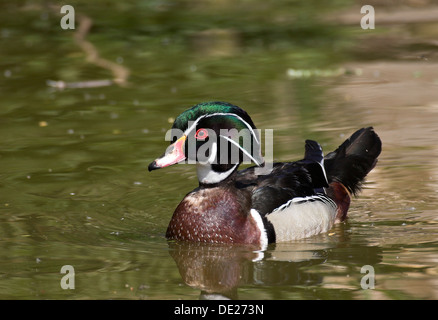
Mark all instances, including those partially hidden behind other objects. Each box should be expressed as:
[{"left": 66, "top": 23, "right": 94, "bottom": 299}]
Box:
[{"left": 149, "top": 101, "right": 381, "bottom": 249}]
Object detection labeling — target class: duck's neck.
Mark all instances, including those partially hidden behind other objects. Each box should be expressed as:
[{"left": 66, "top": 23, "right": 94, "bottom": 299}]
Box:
[{"left": 196, "top": 163, "right": 239, "bottom": 185}]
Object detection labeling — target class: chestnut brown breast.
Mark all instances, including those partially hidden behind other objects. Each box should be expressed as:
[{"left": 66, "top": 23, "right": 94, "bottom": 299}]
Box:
[{"left": 166, "top": 185, "right": 262, "bottom": 245}]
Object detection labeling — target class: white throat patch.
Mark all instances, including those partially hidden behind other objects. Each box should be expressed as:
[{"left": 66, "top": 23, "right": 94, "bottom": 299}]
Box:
[{"left": 196, "top": 163, "right": 238, "bottom": 184}]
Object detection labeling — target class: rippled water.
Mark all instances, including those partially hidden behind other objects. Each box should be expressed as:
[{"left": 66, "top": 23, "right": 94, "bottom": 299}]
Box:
[{"left": 0, "top": 1, "right": 437, "bottom": 299}]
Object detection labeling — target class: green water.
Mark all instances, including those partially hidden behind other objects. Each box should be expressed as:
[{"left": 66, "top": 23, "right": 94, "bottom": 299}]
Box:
[{"left": 1, "top": 1, "right": 437, "bottom": 299}]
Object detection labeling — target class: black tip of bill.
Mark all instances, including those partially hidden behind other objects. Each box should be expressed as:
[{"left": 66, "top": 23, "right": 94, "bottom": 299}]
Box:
[{"left": 148, "top": 160, "right": 160, "bottom": 172}]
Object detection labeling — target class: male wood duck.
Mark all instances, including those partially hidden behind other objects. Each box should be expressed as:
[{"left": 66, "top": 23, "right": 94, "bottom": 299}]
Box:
[{"left": 149, "top": 101, "right": 381, "bottom": 249}]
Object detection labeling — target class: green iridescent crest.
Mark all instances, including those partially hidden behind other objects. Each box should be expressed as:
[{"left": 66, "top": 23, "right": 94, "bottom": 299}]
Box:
[
  {"left": 169, "top": 101, "right": 263, "bottom": 166},
  {"left": 171, "top": 101, "right": 256, "bottom": 132}
]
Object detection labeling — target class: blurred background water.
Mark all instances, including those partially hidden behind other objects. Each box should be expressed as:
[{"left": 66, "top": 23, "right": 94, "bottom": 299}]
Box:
[{"left": 0, "top": 0, "right": 437, "bottom": 299}]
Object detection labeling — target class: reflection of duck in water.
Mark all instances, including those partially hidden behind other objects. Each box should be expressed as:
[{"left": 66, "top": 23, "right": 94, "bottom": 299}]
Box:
[
  {"left": 149, "top": 101, "right": 381, "bottom": 249},
  {"left": 168, "top": 241, "right": 331, "bottom": 300},
  {"left": 168, "top": 239, "right": 383, "bottom": 299}
]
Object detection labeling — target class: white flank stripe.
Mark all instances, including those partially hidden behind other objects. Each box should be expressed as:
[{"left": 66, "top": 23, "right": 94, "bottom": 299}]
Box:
[
  {"left": 272, "top": 194, "right": 336, "bottom": 213},
  {"left": 250, "top": 209, "right": 268, "bottom": 251},
  {"left": 320, "top": 159, "right": 329, "bottom": 185},
  {"left": 267, "top": 195, "right": 337, "bottom": 242},
  {"left": 316, "top": 142, "right": 329, "bottom": 185}
]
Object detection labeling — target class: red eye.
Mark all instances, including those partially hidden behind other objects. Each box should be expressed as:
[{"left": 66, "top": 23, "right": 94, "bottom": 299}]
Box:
[{"left": 195, "top": 128, "right": 209, "bottom": 140}]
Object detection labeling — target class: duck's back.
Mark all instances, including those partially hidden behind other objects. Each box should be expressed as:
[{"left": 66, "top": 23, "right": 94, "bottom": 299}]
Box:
[{"left": 236, "top": 160, "right": 337, "bottom": 242}]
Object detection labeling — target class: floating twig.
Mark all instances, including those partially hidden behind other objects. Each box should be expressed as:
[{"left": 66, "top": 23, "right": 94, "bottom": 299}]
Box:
[{"left": 44, "top": 4, "right": 130, "bottom": 89}]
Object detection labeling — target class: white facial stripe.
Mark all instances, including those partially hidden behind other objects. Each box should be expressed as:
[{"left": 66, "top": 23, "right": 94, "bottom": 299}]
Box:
[
  {"left": 219, "top": 135, "right": 262, "bottom": 166},
  {"left": 183, "top": 112, "right": 259, "bottom": 144},
  {"left": 183, "top": 114, "right": 208, "bottom": 137}
]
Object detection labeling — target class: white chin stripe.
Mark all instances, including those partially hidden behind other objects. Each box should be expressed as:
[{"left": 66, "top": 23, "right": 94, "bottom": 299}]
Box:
[{"left": 196, "top": 163, "right": 238, "bottom": 184}]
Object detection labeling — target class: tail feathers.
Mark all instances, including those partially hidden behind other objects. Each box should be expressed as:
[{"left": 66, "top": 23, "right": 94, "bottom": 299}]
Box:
[{"left": 324, "top": 127, "right": 382, "bottom": 196}]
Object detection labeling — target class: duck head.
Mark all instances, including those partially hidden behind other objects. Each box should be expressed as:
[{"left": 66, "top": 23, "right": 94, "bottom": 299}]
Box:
[{"left": 148, "top": 101, "right": 264, "bottom": 184}]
